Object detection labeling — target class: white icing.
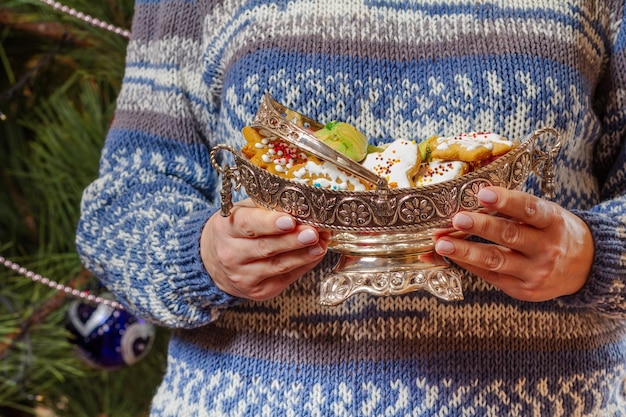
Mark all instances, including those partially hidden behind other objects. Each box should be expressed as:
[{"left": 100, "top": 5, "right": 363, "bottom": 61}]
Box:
[
  {"left": 291, "top": 161, "right": 366, "bottom": 191},
  {"left": 415, "top": 160, "right": 467, "bottom": 186},
  {"left": 361, "top": 140, "right": 419, "bottom": 188},
  {"left": 434, "top": 132, "right": 510, "bottom": 152}
]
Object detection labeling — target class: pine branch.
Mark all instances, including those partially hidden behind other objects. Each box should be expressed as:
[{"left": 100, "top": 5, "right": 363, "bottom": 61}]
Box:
[
  {"left": 0, "top": 9, "right": 81, "bottom": 44},
  {"left": 0, "top": 31, "right": 69, "bottom": 105},
  {"left": 0, "top": 167, "right": 38, "bottom": 245},
  {"left": 0, "top": 2, "right": 168, "bottom": 415}
]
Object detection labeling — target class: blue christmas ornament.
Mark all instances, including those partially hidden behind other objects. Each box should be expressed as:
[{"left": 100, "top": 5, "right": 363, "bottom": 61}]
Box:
[{"left": 66, "top": 297, "right": 155, "bottom": 370}]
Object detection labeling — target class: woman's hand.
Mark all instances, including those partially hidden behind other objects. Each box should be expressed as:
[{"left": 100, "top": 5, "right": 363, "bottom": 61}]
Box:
[
  {"left": 434, "top": 186, "right": 594, "bottom": 301},
  {"left": 201, "top": 199, "right": 329, "bottom": 300}
]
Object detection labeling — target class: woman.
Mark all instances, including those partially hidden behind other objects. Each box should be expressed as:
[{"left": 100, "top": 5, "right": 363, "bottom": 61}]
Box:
[{"left": 77, "top": 0, "right": 626, "bottom": 415}]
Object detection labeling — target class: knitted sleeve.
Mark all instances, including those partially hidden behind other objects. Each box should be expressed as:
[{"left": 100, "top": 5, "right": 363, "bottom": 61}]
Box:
[
  {"left": 76, "top": 1, "right": 240, "bottom": 328},
  {"left": 558, "top": 1, "right": 626, "bottom": 316}
]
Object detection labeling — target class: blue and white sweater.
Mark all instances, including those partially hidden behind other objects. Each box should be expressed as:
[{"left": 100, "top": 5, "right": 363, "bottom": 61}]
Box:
[{"left": 77, "top": 0, "right": 626, "bottom": 415}]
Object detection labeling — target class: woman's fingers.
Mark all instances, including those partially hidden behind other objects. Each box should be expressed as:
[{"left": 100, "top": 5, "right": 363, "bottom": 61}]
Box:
[
  {"left": 201, "top": 200, "right": 329, "bottom": 299},
  {"left": 476, "top": 187, "right": 557, "bottom": 230},
  {"left": 448, "top": 259, "right": 542, "bottom": 301},
  {"left": 439, "top": 187, "right": 561, "bottom": 260},
  {"left": 434, "top": 186, "right": 594, "bottom": 301},
  {"left": 435, "top": 237, "right": 526, "bottom": 279},
  {"left": 228, "top": 202, "right": 297, "bottom": 237},
  {"left": 449, "top": 212, "right": 544, "bottom": 256},
  {"left": 218, "top": 244, "right": 328, "bottom": 300},
  {"left": 217, "top": 202, "right": 322, "bottom": 260},
  {"left": 240, "top": 257, "right": 326, "bottom": 301}
]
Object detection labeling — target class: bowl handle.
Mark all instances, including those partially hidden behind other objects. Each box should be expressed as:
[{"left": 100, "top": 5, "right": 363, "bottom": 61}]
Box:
[
  {"left": 210, "top": 144, "right": 240, "bottom": 217},
  {"left": 529, "top": 127, "right": 562, "bottom": 200}
]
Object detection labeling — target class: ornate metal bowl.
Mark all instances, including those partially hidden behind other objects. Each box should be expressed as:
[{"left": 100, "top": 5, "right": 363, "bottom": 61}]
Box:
[{"left": 211, "top": 98, "right": 561, "bottom": 305}]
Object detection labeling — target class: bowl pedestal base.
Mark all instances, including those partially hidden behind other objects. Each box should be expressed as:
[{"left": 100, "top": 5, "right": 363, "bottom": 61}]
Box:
[{"left": 319, "top": 252, "right": 465, "bottom": 305}]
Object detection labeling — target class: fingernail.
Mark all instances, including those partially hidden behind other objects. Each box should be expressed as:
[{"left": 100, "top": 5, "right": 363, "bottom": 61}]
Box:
[
  {"left": 478, "top": 188, "right": 498, "bottom": 204},
  {"left": 308, "top": 245, "right": 325, "bottom": 256},
  {"left": 435, "top": 239, "right": 455, "bottom": 255},
  {"left": 453, "top": 213, "right": 473, "bottom": 229},
  {"left": 276, "top": 216, "right": 295, "bottom": 231},
  {"left": 297, "top": 229, "right": 318, "bottom": 244}
]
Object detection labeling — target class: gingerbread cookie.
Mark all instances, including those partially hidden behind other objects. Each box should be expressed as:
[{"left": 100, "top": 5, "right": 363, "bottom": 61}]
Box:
[
  {"left": 241, "top": 126, "right": 309, "bottom": 176},
  {"left": 288, "top": 159, "right": 369, "bottom": 191},
  {"left": 242, "top": 126, "right": 368, "bottom": 190},
  {"left": 313, "top": 121, "right": 369, "bottom": 162},
  {"left": 361, "top": 139, "right": 422, "bottom": 188},
  {"left": 419, "top": 132, "right": 515, "bottom": 166},
  {"left": 414, "top": 160, "right": 471, "bottom": 186}
]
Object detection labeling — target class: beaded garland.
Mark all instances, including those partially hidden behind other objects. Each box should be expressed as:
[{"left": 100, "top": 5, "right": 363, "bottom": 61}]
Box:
[
  {"left": 36, "top": 0, "right": 131, "bottom": 39},
  {"left": 1, "top": 0, "right": 130, "bottom": 309},
  {"left": 0, "top": 256, "right": 125, "bottom": 310}
]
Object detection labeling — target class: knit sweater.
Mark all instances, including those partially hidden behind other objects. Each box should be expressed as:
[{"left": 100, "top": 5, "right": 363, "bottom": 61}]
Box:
[{"left": 77, "top": 0, "right": 626, "bottom": 415}]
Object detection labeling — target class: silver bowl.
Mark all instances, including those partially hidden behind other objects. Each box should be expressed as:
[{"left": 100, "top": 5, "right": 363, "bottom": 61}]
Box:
[{"left": 211, "top": 98, "right": 561, "bottom": 305}]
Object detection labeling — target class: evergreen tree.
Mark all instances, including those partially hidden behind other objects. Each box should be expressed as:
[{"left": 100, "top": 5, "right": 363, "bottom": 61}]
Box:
[{"left": 0, "top": 1, "right": 168, "bottom": 415}]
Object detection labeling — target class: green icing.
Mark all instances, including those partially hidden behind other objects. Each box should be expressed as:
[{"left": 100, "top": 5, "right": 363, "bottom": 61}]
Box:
[{"left": 313, "top": 121, "right": 368, "bottom": 162}]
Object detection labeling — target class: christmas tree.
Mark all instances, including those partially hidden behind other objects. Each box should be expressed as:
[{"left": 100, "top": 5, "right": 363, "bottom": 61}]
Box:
[{"left": 1, "top": 1, "right": 169, "bottom": 416}]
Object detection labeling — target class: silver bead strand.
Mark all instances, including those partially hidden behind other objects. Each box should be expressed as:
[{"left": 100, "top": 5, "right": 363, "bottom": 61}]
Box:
[
  {"left": 4, "top": 2, "right": 129, "bottom": 310},
  {"left": 37, "top": 0, "right": 131, "bottom": 39},
  {"left": 0, "top": 256, "right": 125, "bottom": 310}
]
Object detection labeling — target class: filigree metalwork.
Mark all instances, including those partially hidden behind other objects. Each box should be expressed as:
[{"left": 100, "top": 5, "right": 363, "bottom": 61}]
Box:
[
  {"left": 337, "top": 199, "right": 372, "bottom": 227},
  {"left": 460, "top": 180, "right": 490, "bottom": 210},
  {"left": 319, "top": 266, "right": 464, "bottom": 306}
]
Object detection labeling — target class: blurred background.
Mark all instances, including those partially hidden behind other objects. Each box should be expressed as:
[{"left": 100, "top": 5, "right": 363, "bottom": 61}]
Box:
[{"left": 0, "top": 1, "right": 169, "bottom": 416}]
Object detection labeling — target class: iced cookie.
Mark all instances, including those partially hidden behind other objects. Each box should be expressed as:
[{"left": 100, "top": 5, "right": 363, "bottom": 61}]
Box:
[
  {"left": 288, "top": 159, "right": 368, "bottom": 191},
  {"left": 241, "top": 126, "right": 309, "bottom": 176},
  {"left": 313, "top": 121, "right": 369, "bottom": 162},
  {"left": 361, "top": 139, "right": 421, "bottom": 188},
  {"left": 242, "top": 125, "right": 368, "bottom": 190},
  {"left": 414, "top": 160, "right": 471, "bottom": 186},
  {"left": 419, "top": 132, "right": 515, "bottom": 167}
]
